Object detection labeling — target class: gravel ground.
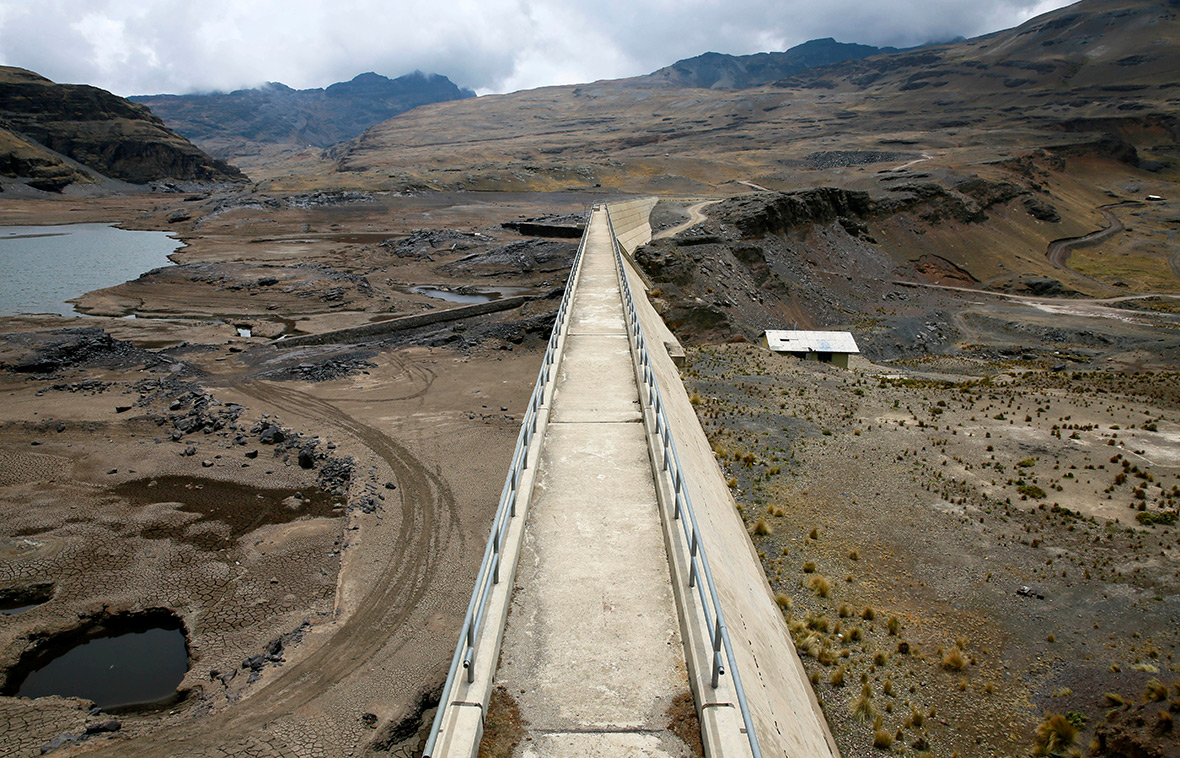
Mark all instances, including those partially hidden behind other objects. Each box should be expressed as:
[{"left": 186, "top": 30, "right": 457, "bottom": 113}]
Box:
[{"left": 683, "top": 344, "right": 1180, "bottom": 758}]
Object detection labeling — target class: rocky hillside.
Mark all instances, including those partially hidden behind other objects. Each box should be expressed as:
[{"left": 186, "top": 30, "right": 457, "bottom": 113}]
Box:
[
  {"left": 635, "top": 38, "right": 898, "bottom": 90},
  {"left": 132, "top": 71, "right": 475, "bottom": 160},
  {"left": 0, "top": 66, "right": 246, "bottom": 191},
  {"left": 320, "top": 0, "right": 1178, "bottom": 197},
  {"left": 779, "top": 0, "right": 1179, "bottom": 96}
]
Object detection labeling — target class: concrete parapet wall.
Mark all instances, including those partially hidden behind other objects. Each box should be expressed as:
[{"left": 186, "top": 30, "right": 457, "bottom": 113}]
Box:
[
  {"left": 621, "top": 264, "right": 841, "bottom": 757},
  {"left": 274, "top": 296, "right": 534, "bottom": 348},
  {"left": 607, "top": 197, "right": 658, "bottom": 254}
]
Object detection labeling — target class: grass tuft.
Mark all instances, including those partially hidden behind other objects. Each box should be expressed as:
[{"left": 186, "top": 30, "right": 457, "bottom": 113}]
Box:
[
  {"left": 1032, "top": 713, "right": 1077, "bottom": 757},
  {"left": 941, "top": 646, "right": 966, "bottom": 671}
]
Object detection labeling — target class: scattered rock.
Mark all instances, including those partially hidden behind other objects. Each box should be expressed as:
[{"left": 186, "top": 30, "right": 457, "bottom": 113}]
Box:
[
  {"left": 259, "top": 425, "right": 286, "bottom": 444},
  {"left": 39, "top": 733, "right": 79, "bottom": 754},
  {"left": 83, "top": 720, "right": 121, "bottom": 736}
]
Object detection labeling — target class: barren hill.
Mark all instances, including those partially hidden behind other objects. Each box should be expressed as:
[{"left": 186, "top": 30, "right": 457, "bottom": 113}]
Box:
[
  {"left": 0, "top": 66, "right": 246, "bottom": 192},
  {"left": 312, "top": 0, "right": 1176, "bottom": 197},
  {"left": 634, "top": 37, "right": 899, "bottom": 90}
]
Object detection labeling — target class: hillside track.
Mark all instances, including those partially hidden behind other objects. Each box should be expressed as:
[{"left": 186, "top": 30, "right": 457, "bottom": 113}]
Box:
[{"left": 1045, "top": 202, "right": 1142, "bottom": 292}]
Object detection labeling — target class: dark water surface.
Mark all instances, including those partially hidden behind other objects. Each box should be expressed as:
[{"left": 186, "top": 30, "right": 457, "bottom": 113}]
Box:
[{"left": 15, "top": 625, "right": 188, "bottom": 709}]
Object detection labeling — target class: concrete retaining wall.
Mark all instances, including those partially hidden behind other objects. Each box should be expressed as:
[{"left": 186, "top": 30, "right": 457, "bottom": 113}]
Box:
[
  {"left": 608, "top": 196, "right": 659, "bottom": 254},
  {"left": 275, "top": 296, "right": 534, "bottom": 348}
]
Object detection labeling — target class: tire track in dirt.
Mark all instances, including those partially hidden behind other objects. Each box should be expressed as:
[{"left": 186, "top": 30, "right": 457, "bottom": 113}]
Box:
[{"left": 86, "top": 379, "right": 459, "bottom": 756}]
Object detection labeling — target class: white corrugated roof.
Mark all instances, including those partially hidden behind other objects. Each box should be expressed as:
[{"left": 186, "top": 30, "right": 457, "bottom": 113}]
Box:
[{"left": 764, "top": 330, "right": 860, "bottom": 354}]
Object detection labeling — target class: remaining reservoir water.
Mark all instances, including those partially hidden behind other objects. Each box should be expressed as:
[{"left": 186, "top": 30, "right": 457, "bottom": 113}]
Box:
[
  {"left": 411, "top": 286, "right": 497, "bottom": 304},
  {"left": 0, "top": 601, "right": 41, "bottom": 616},
  {"left": 0, "top": 224, "right": 183, "bottom": 316},
  {"left": 15, "top": 625, "right": 188, "bottom": 709}
]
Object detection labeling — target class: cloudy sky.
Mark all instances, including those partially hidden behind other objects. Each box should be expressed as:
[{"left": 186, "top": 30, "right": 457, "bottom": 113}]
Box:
[{"left": 0, "top": 0, "right": 1076, "bottom": 97}]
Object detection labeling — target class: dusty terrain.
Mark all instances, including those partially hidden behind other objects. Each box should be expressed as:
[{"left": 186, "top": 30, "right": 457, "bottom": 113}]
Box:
[
  {"left": 0, "top": 191, "right": 596, "bottom": 757},
  {"left": 1, "top": 2, "right": 1178, "bottom": 756},
  {"left": 683, "top": 344, "right": 1180, "bottom": 757}
]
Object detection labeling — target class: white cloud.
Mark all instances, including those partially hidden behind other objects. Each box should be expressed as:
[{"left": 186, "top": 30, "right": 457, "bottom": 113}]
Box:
[{"left": 0, "top": 0, "right": 1078, "bottom": 96}]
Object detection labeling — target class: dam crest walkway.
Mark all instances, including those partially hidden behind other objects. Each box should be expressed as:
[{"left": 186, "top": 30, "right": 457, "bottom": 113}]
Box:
[{"left": 423, "top": 202, "right": 838, "bottom": 758}]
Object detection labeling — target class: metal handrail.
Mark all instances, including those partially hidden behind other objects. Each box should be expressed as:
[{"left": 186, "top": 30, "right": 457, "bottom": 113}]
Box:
[
  {"left": 422, "top": 211, "right": 591, "bottom": 757},
  {"left": 604, "top": 209, "right": 763, "bottom": 758}
]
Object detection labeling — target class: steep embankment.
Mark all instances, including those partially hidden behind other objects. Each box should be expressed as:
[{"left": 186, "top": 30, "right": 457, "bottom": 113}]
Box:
[
  {"left": 634, "top": 139, "right": 1178, "bottom": 363},
  {"left": 0, "top": 66, "right": 246, "bottom": 191}
]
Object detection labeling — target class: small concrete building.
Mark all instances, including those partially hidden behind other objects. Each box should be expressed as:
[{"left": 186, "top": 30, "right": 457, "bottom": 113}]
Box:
[{"left": 761, "top": 329, "right": 860, "bottom": 369}]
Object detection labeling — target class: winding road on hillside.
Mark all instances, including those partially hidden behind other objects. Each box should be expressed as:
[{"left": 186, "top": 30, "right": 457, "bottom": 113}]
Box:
[
  {"left": 654, "top": 199, "right": 719, "bottom": 240},
  {"left": 1044, "top": 202, "right": 1142, "bottom": 292}
]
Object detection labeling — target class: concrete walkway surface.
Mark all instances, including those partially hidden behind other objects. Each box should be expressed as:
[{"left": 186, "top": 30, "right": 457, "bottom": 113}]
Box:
[{"left": 489, "top": 209, "right": 693, "bottom": 756}]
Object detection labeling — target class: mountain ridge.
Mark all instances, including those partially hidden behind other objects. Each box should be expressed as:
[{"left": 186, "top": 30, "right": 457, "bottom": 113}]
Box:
[
  {"left": 131, "top": 71, "right": 475, "bottom": 160},
  {"left": 634, "top": 37, "right": 901, "bottom": 90}
]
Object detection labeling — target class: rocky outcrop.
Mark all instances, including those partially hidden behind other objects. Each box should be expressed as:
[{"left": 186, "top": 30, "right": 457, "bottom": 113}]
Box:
[
  {"left": 0, "top": 126, "right": 94, "bottom": 191},
  {"left": 715, "top": 188, "right": 876, "bottom": 237},
  {"left": 0, "top": 66, "right": 246, "bottom": 189}
]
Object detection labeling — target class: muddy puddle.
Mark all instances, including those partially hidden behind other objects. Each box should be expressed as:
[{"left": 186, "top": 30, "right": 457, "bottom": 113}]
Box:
[
  {"left": 113, "top": 475, "right": 342, "bottom": 550},
  {"left": 411, "top": 286, "right": 498, "bottom": 304},
  {"left": 5, "top": 611, "right": 188, "bottom": 710},
  {"left": 0, "top": 583, "right": 53, "bottom": 616},
  {"left": 409, "top": 285, "right": 534, "bottom": 304}
]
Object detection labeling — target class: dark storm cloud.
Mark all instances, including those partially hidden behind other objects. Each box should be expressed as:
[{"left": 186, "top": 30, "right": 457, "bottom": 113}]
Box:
[{"left": 0, "top": 0, "right": 1075, "bottom": 96}]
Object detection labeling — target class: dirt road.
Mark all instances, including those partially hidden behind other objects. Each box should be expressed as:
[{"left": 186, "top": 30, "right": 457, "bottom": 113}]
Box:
[
  {"left": 1044, "top": 202, "right": 1141, "bottom": 292},
  {"left": 654, "top": 200, "right": 719, "bottom": 240}
]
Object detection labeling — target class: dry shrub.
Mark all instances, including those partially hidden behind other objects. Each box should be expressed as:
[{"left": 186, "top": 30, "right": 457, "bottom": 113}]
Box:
[
  {"left": 753, "top": 518, "right": 772, "bottom": 536},
  {"left": 809, "top": 574, "right": 831, "bottom": 598},
  {"left": 941, "top": 646, "right": 966, "bottom": 671},
  {"left": 1032, "top": 713, "right": 1077, "bottom": 757},
  {"left": 1145, "top": 678, "right": 1168, "bottom": 702},
  {"left": 851, "top": 683, "right": 875, "bottom": 721}
]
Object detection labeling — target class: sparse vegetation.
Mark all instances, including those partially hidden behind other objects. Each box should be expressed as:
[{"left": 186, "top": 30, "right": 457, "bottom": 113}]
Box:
[
  {"left": 941, "top": 646, "right": 966, "bottom": 671},
  {"left": 684, "top": 326, "right": 1180, "bottom": 758},
  {"left": 1032, "top": 713, "right": 1077, "bottom": 757}
]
